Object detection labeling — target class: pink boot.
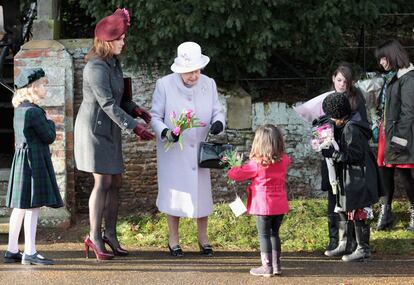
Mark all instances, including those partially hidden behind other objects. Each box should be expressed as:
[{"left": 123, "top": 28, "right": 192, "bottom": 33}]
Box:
[
  {"left": 249, "top": 252, "right": 273, "bottom": 277},
  {"left": 272, "top": 250, "right": 281, "bottom": 275}
]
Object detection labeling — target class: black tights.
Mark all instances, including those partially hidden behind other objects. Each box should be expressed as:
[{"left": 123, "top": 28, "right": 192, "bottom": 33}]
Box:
[
  {"left": 256, "top": 215, "right": 284, "bottom": 253},
  {"left": 89, "top": 173, "right": 122, "bottom": 251},
  {"left": 379, "top": 167, "right": 414, "bottom": 205}
]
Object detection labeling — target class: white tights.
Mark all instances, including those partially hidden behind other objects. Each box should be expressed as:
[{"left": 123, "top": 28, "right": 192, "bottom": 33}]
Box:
[{"left": 7, "top": 208, "right": 40, "bottom": 255}]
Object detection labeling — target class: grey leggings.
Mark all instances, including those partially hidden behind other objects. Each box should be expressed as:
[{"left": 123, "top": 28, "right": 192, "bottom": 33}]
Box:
[{"left": 256, "top": 215, "right": 284, "bottom": 253}]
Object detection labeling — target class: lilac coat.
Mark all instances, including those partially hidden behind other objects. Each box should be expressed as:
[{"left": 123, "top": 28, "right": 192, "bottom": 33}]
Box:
[{"left": 150, "top": 73, "right": 225, "bottom": 218}]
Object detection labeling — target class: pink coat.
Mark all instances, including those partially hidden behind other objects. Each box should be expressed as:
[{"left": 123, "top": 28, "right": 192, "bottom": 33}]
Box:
[{"left": 227, "top": 154, "right": 290, "bottom": 216}]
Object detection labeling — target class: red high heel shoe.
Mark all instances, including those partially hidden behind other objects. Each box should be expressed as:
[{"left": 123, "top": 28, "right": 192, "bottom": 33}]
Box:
[
  {"left": 84, "top": 236, "right": 114, "bottom": 260},
  {"left": 102, "top": 236, "right": 129, "bottom": 256}
]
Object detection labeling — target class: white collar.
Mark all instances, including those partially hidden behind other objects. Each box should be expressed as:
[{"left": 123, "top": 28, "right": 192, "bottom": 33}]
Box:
[{"left": 397, "top": 63, "right": 414, "bottom": 78}]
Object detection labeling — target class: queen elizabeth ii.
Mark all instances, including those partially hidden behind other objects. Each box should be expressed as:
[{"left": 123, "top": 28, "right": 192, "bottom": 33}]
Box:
[{"left": 151, "top": 41, "right": 225, "bottom": 257}]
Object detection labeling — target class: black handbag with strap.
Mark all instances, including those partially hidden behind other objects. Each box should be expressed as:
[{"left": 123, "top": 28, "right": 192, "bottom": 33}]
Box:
[{"left": 198, "top": 130, "right": 233, "bottom": 169}]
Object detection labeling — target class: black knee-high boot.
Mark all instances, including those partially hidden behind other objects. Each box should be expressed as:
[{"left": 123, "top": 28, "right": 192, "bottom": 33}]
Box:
[
  {"left": 377, "top": 167, "right": 395, "bottom": 230},
  {"left": 342, "top": 220, "right": 371, "bottom": 262},
  {"left": 376, "top": 204, "right": 394, "bottom": 230},
  {"left": 326, "top": 214, "right": 339, "bottom": 251},
  {"left": 324, "top": 220, "right": 348, "bottom": 257}
]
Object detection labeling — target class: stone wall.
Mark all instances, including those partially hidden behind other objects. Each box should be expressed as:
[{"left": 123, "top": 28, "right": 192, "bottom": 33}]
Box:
[
  {"left": 60, "top": 39, "right": 91, "bottom": 216},
  {"left": 63, "top": 40, "right": 324, "bottom": 217}
]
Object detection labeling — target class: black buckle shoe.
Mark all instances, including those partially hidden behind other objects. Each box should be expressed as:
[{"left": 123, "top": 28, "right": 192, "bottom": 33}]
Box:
[
  {"left": 199, "top": 243, "right": 213, "bottom": 256},
  {"left": 168, "top": 244, "right": 184, "bottom": 257},
  {"left": 21, "top": 252, "right": 54, "bottom": 265},
  {"left": 4, "top": 251, "right": 23, "bottom": 263}
]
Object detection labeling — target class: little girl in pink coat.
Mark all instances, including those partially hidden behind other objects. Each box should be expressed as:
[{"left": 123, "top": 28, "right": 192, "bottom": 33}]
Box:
[{"left": 227, "top": 124, "right": 290, "bottom": 278}]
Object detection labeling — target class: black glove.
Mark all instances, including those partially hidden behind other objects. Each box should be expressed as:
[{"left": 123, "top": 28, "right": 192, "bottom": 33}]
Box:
[
  {"left": 210, "top": 121, "right": 223, "bottom": 135},
  {"left": 321, "top": 146, "right": 335, "bottom": 158},
  {"left": 161, "top": 128, "right": 179, "bottom": 142}
]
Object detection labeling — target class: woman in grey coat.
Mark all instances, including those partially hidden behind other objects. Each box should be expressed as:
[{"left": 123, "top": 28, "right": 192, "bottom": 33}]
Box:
[{"left": 74, "top": 8, "right": 154, "bottom": 260}]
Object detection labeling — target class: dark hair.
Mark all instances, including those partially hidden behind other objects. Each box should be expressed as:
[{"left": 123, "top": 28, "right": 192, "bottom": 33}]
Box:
[
  {"left": 322, "top": 92, "right": 352, "bottom": 119},
  {"left": 375, "top": 39, "right": 410, "bottom": 71},
  {"left": 332, "top": 62, "right": 359, "bottom": 111}
]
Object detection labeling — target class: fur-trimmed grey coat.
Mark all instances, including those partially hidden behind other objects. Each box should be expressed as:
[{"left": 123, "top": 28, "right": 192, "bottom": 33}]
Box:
[
  {"left": 384, "top": 64, "right": 414, "bottom": 164},
  {"left": 74, "top": 56, "right": 138, "bottom": 174}
]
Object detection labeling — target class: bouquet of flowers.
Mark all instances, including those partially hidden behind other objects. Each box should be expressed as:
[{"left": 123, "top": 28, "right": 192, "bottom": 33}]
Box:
[
  {"left": 165, "top": 109, "right": 206, "bottom": 151},
  {"left": 310, "top": 123, "right": 337, "bottom": 152},
  {"left": 220, "top": 149, "right": 247, "bottom": 217},
  {"left": 311, "top": 122, "right": 340, "bottom": 195},
  {"left": 220, "top": 149, "right": 244, "bottom": 185}
]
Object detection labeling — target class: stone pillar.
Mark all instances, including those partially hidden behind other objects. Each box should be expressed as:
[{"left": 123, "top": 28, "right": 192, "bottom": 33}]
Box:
[
  {"left": 32, "top": 0, "right": 61, "bottom": 40},
  {"left": 14, "top": 40, "right": 73, "bottom": 228}
]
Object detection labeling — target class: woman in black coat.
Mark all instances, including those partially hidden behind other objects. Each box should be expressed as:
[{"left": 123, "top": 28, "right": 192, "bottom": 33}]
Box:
[
  {"left": 374, "top": 39, "right": 414, "bottom": 231},
  {"left": 321, "top": 93, "right": 381, "bottom": 262},
  {"left": 4, "top": 68, "right": 63, "bottom": 265}
]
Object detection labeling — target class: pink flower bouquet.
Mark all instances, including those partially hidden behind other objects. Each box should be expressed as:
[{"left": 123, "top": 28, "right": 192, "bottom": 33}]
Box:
[
  {"left": 220, "top": 149, "right": 244, "bottom": 185},
  {"left": 311, "top": 123, "right": 337, "bottom": 152},
  {"left": 165, "top": 109, "right": 206, "bottom": 151}
]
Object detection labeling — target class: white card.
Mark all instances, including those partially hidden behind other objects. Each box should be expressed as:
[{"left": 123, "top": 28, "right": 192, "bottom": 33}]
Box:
[{"left": 229, "top": 196, "right": 247, "bottom": 217}]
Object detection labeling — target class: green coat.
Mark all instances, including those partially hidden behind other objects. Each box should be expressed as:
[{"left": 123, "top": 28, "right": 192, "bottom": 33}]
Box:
[{"left": 6, "top": 101, "right": 63, "bottom": 209}]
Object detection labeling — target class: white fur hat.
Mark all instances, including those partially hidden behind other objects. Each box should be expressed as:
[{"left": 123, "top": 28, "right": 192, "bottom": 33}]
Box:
[{"left": 170, "top": 42, "right": 210, "bottom": 73}]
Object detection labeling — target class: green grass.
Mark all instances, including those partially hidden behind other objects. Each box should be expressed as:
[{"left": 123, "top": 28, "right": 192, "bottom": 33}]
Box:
[{"left": 117, "top": 199, "right": 414, "bottom": 255}]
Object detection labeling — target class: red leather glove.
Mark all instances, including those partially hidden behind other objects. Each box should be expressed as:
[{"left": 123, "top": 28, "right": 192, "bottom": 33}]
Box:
[
  {"left": 133, "top": 107, "right": 152, "bottom": 124},
  {"left": 133, "top": 123, "right": 155, "bottom": 140}
]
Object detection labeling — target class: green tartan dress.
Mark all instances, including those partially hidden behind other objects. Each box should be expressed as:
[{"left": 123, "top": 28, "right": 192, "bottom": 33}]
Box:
[{"left": 6, "top": 101, "right": 63, "bottom": 209}]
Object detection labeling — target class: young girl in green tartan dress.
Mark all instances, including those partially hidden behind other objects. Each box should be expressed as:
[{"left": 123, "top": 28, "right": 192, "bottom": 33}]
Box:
[{"left": 3, "top": 68, "right": 63, "bottom": 265}]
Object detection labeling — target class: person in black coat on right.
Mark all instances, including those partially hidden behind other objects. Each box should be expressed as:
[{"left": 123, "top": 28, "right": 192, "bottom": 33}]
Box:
[
  {"left": 374, "top": 39, "right": 414, "bottom": 231},
  {"left": 321, "top": 93, "right": 382, "bottom": 262}
]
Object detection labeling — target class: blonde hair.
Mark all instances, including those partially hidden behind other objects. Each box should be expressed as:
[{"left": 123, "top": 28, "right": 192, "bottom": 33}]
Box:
[
  {"left": 249, "top": 124, "right": 285, "bottom": 167},
  {"left": 12, "top": 77, "right": 48, "bottom": 107},
  {"left": 85, "top": 37, "right": 117, "bottom": 61}
]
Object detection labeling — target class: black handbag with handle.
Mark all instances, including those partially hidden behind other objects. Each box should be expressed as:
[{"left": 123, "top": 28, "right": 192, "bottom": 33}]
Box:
[{"left": 198, "top": 130, "right": 233, "bottom": 169}]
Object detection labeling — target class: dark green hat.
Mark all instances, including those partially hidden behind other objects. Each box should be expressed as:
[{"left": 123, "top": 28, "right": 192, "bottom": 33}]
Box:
[{"left": 14, "top": 68, "right": 46, "bottom": 89}]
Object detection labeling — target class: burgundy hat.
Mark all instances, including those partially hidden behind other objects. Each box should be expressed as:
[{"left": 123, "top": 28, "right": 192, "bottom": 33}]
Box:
[{"left": 95, "top": 8, "right": 130, "bottom": 41}]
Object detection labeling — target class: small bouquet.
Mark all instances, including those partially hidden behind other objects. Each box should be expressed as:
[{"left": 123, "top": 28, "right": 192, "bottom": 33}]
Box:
[
  {"left": 165, "top": 109, "right": 206, "bottom": 151},
  {"left": 311, "top": 122, "right": 340, "bottom": 195},
  {"left": 220, "top": 149, "right": 247, "bottom": 217},
  {"left": 310, "top": 123, "right": 336, "bottom": 152},
  {"left": 220, "top": 149, "right": 244, "bottom": 185}
]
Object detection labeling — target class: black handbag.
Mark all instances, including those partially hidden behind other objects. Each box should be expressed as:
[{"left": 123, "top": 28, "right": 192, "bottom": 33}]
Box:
[{"left": 198, "top": 131, "right": 233, "bottom": 169}]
